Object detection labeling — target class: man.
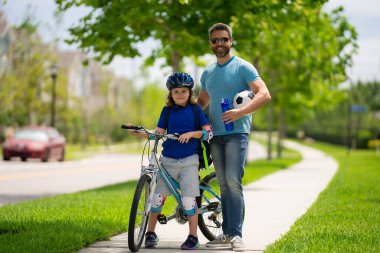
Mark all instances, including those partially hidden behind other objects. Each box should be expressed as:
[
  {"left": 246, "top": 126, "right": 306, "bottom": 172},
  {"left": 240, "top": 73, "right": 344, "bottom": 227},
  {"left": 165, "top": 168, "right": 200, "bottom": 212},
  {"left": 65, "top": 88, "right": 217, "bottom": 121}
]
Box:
[{"left": 197, "top": 23, "right": 271, "bottom": 251}]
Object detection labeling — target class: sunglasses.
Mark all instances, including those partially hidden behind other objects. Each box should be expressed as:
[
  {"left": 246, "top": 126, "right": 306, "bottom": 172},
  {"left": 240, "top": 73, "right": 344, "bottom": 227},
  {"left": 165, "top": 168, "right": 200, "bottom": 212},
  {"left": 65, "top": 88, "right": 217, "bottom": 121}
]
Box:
[{"left": 210, "top": 37, "right": 230, "bottom": 44}]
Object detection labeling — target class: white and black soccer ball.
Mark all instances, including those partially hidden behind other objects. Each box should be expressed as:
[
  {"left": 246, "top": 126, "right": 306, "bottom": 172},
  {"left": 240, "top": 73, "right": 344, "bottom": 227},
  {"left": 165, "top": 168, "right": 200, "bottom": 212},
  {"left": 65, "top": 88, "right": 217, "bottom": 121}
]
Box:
[{"left": 233, "top": 90, "right": 255, "bottom": 109}]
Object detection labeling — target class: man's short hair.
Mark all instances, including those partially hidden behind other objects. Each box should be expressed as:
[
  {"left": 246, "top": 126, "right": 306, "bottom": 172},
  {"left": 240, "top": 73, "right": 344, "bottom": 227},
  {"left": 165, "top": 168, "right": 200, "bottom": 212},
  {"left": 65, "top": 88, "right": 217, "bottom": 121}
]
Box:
[{"left": 208, "top": 23, "right": 233, "bottom": 39}]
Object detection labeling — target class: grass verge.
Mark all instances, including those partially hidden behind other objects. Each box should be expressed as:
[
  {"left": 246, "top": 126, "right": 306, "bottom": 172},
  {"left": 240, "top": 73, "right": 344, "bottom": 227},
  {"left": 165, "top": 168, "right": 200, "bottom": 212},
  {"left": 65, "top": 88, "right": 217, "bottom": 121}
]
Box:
[
  {"left": 0, "top": 147, "right": 300, "bottom": 253},
  {"left": 65, "top": 140, "right": 144, "bottom": 160},
  {"left": 265, "top": 142, "right": 380, "bottom": 253}
]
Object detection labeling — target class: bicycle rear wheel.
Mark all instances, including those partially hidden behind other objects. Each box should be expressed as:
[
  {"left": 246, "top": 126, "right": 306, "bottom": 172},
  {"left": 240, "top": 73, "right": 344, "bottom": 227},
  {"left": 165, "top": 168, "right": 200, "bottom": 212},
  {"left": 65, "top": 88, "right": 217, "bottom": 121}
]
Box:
[
  {"left": 128, "top": 174, "right": 152, "bottom": 252},
  {"left": 198, "top": 172, "right": 223, "bottom": 241}
]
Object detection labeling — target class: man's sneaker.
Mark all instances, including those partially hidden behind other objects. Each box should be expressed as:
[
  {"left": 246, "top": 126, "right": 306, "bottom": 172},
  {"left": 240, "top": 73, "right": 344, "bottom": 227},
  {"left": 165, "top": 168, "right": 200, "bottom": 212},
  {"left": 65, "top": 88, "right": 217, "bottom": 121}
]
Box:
[
  {"left": 205, "top": 234, "right": 231, "bottom": 248},
  {"left": 181, "top": 235, "right": 200, "bottom": 250},
  {"left": 231, "top": 236, "right": 246, "bottom": 252},
  {"left": 145, "top": 231, "right": 159, "bottom": 248}
]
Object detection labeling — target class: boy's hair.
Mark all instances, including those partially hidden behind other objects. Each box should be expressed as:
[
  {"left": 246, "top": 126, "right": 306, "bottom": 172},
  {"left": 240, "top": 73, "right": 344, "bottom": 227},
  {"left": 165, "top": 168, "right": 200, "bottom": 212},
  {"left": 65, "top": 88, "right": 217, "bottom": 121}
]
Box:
[
  {"left": 208, "top": 23, "right": 233, "bottom": 39},
  {"left": 166, "top": 89, "right": 196, "bottom": 107}
]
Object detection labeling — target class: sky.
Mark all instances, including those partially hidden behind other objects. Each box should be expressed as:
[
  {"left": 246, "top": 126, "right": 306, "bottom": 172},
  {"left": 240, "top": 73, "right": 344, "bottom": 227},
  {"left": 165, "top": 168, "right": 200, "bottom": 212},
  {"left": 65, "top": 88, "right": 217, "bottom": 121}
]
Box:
[{"left": 1, "top": 0, "right": 380, "bottom": 83}]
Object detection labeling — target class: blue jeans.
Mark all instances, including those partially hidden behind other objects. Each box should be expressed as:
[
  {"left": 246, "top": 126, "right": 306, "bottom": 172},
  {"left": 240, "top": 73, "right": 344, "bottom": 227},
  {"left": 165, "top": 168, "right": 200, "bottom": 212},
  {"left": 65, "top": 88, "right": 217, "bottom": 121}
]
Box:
[{"left": 210, "top": 133, "right": 249, "bottom": 238}]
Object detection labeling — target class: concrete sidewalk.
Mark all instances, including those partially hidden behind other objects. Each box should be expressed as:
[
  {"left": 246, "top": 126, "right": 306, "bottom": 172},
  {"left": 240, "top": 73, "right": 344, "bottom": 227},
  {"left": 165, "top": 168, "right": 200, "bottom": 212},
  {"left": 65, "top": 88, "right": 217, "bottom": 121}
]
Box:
[{"left": 79, "top": 140, "right": 338, "bottom": 253}]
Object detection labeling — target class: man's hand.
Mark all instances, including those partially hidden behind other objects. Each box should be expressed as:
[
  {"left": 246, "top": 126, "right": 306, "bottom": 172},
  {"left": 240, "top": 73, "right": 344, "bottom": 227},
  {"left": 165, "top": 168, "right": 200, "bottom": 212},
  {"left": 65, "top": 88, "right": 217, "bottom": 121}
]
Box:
[{"left": 222, "top": 109, "right": 244, "bottom": 124}]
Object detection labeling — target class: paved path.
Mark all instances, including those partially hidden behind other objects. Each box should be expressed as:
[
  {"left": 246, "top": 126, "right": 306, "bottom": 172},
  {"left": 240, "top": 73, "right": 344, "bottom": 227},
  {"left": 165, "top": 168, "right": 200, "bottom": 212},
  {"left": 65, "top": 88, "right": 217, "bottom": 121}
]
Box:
[{"left": 79, "top": 140, "right": 338, "bottom": 253}]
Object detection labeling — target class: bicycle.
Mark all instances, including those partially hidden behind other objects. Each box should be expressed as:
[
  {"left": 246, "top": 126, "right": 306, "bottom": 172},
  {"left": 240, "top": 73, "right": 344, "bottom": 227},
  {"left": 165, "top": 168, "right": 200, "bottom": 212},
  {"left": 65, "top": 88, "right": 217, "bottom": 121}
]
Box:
[{"left": 121, "top": 124, "right": 222, "bottom": 252}]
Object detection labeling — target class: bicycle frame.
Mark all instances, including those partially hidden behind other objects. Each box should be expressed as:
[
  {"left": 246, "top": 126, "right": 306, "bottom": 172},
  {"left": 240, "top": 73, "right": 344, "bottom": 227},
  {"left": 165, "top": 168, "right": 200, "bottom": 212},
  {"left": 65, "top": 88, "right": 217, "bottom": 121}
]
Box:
[{"left": 134, "top": 127, "right": 221, "bottom": 219}]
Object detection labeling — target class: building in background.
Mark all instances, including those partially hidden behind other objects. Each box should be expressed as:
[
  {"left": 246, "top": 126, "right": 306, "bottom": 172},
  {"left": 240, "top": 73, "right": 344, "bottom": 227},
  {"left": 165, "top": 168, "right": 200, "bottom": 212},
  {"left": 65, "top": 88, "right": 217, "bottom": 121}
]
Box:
[
  {"left": 0, "top": 11, "right": 13, "bottom": 75},
  {"left": 58, "top": 50, "right": 131, "bottom": 114}
]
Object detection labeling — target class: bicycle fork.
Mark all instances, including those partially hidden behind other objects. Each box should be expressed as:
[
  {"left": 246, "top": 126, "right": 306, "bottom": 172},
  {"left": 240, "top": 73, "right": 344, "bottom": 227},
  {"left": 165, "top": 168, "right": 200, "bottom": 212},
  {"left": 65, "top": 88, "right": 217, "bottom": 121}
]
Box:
[{"left": 141, "top": 165, "right": 157, "bottom": 216}]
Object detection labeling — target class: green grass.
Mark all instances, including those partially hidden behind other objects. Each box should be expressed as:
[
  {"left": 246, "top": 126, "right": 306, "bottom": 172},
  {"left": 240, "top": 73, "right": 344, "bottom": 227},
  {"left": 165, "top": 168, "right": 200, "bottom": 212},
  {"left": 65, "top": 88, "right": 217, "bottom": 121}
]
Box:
[
  {"left": 65, "top": 140, "right": 144, "bottom": 160},
  {"left": 0, "top": 182, "right": 137, "bottom": 253},
  {"left": 0, "top": 146, "right": 301, "bottom": 253},
  {"left": 265, "top": 142, "right": 380, "bottom": 253}
]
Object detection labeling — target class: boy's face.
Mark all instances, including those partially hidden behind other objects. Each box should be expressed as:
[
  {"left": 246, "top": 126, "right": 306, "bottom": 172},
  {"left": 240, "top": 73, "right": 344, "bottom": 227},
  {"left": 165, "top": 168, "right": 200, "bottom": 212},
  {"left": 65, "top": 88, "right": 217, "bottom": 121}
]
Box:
[{"left": 171, "top": 87, "right": 190, "bottom": 106}]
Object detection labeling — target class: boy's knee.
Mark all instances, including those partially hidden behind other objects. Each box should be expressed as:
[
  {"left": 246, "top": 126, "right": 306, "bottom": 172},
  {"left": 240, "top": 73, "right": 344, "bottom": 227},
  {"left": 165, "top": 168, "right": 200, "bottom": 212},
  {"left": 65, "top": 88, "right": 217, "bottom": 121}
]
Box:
[
  {"left": 182, "top": 196, "right": 197, "bottom": 216},
  {"left": 150, "top": 194, "right": 166, "bottom": 213}
]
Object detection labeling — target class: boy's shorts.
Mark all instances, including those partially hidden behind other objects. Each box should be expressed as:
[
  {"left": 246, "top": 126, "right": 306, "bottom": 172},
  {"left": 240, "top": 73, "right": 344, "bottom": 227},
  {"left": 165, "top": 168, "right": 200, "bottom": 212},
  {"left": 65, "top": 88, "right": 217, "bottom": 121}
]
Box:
[{"left": 155, "top": 154, "right": 200, "bottom": 197}]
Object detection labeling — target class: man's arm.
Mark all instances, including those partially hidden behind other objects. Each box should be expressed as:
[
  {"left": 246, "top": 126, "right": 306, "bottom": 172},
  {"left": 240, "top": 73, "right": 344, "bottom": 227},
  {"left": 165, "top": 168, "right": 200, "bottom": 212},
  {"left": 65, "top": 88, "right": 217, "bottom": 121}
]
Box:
[
  {"left": 222, "top": 79, "right": 271, "bottom": 123},
  {"left": 241, "top": 79, "right": 271, "bottom": 115},
  {"left": 197, "top": 89, "right": 210, "bottom": 109}
]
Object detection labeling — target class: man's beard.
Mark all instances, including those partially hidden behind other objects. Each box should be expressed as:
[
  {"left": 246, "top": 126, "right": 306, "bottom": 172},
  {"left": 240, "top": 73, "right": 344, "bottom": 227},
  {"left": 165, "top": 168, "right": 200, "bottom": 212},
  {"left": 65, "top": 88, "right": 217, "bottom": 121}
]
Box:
[{"left": 212, "top": 45, "right": 230, "bottom": 58}]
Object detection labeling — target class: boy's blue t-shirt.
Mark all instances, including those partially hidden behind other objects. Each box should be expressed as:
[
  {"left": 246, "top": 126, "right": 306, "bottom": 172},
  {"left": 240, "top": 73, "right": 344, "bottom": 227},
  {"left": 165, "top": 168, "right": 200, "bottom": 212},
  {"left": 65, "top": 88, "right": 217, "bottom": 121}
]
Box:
[
  {"left": 200, "top": 56, "right": 260, "bottom": 136},
  {"left": 157, "top": 104, "right": 209, "bottom": 159}
]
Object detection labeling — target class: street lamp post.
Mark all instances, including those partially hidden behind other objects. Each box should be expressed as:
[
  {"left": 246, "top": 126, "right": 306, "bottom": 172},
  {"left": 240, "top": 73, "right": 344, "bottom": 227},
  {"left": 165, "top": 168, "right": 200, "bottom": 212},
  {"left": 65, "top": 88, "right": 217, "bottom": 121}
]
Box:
[{"left": 50, "top": 64, "right": 58, "bottom": 127}]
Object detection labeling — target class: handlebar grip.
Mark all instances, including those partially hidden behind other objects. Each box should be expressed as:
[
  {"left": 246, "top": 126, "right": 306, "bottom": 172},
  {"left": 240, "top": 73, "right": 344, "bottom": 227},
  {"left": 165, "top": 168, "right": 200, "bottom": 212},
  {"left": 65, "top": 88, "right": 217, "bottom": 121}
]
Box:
[{"left": 121, "top": 124, "right": 142, "bottom": 130}]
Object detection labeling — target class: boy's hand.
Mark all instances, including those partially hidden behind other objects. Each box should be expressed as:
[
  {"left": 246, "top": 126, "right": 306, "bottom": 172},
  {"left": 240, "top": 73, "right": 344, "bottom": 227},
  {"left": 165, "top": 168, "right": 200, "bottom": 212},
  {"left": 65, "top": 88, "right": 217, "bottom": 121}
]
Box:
[
  {"left": 127, "top": 123, "right": 147, "bottom": 139},
  {"left": 179, "top": 132, "right": 194, "bottom": 143}
]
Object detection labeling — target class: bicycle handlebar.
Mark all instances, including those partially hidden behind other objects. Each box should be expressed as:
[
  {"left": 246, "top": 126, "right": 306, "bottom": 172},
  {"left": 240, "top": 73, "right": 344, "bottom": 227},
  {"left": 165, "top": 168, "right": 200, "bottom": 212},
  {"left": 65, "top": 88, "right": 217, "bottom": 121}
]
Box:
[
  {"left": 121, "top": 124, "right": 179, "bottom": 140},
  {"left": 121, "top": 124, "right": 143, "bottom": 131}
]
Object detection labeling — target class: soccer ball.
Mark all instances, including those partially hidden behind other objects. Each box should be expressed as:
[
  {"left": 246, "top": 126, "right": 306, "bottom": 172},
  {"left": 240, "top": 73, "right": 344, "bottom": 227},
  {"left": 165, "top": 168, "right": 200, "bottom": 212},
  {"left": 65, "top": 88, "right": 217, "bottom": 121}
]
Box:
[{"left": 233, "top": 90, "right": 255, "bottom": 109}]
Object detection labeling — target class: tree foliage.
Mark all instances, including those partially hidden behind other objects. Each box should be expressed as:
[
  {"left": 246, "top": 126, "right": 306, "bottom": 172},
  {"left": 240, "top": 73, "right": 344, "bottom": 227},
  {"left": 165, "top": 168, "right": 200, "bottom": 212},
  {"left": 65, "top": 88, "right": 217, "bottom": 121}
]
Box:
[
  {"left": 56, "top": 0, "right": 302, "bottom": 70},
  {"left": 0, "top": 18, "right": 55, "bottom": 127},
  {"left": 232, "top": 2, "right": 357, "bottom": 156},
  {"left": 56, "top": 0, "right": 245, "bottom": 70},
  {"left": 292, "top": 81, "right": 380, "bottom": 149}
]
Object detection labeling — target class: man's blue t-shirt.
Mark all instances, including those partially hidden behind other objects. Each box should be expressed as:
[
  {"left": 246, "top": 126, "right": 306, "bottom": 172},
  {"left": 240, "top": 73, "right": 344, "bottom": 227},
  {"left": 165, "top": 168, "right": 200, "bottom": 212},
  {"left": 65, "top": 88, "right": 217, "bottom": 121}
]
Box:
[
  {"left": 157, "top": 104, "right": 209, "bottom": 159},
  {"left": 200, "top": 56, "right": 260, "bottom": 136}
]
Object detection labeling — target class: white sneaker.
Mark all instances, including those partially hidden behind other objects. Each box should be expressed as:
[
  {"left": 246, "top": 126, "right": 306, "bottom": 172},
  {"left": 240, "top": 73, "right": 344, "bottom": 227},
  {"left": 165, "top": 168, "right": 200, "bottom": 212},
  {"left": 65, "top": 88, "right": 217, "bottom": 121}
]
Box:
[
  {"left": 205, "top": 234, "right": 231, "bottom": 248},
  {"left": 231, "top": 236, "right": 246, "bottom": 252}
]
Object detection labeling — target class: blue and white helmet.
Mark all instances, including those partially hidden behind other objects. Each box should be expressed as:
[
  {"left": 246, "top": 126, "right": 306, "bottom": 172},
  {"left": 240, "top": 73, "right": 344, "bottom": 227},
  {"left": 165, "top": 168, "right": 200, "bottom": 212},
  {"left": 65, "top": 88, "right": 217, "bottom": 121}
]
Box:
[{"left": 166, "top": 72, "right": 194, "bottom": 90}]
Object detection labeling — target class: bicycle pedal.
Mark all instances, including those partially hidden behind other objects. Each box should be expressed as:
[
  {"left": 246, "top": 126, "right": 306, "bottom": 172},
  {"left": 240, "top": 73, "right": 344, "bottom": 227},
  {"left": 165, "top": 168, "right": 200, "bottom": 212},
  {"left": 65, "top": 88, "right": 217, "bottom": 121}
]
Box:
[
  {"left": 157, "top": 214, "right": 167, "bottom": 224},
  {"left": 206, "top": 202, "right": 219, "bottom": 211}
]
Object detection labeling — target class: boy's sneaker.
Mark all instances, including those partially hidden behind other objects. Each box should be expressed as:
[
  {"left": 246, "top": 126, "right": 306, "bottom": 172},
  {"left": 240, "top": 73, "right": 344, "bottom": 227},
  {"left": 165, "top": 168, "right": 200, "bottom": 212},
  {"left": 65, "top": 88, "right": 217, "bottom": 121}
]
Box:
[
  {"left": 231, "top": 236, "right": 246, "bottom": 252},
  {"left": 181, "top": 235, "right": 200, "bottom": 250},
  {"left": 145, "top": 231, "right": 159, "bottom": 248},
  {"left": 205, "top": 234, "right": 231, "bottom": 248}
]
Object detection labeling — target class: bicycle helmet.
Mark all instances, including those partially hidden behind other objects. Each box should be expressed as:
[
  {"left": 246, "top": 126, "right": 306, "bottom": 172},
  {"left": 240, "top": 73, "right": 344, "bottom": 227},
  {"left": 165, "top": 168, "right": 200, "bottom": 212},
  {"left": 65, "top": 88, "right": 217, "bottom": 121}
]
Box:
[{"left": 166, "top": 72, "right": 194, "bottom": 90}]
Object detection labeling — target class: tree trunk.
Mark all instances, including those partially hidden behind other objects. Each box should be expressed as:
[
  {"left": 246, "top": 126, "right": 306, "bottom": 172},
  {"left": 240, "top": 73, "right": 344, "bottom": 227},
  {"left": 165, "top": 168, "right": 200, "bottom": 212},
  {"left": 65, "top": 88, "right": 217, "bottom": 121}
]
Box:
[
  {"left": 267, "top": 101, "right": 273, "bottom": 160},
  {"left": 171, "top": 51, "right": 180, "bottom": 72},
  {"left": 81, "top": 104, "right": 88, "bottom": 150},
  {"left": 170, "top": 32, "right": 180, "bottom": 72},
  {"left": 277, "top": 106, "right": 286, "bottom": 158}
]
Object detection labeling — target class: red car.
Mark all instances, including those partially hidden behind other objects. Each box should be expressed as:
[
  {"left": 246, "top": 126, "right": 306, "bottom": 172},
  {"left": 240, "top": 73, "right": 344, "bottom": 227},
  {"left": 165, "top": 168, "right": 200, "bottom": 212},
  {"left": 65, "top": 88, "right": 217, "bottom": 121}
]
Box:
[{"left": 2, "top": 126, "right": 66, "bottom": 162}]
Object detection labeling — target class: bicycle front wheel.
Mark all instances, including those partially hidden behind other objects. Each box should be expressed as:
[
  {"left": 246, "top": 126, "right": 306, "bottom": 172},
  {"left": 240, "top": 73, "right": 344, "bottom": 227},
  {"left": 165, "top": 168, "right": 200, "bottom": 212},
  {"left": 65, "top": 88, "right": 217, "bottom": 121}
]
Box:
[
  {"left": 128, "top": 174, "right": 152, "bottom": 252},
  {"left": 198, "top": 172, "right": 223, "bottom": 241}
]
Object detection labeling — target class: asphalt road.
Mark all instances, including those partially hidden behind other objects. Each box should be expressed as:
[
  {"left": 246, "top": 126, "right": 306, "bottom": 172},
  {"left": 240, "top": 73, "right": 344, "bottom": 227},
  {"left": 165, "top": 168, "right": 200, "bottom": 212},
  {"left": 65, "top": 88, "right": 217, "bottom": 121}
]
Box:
[
  {"left": 0, "top": 141, "right": 267, "bottom": 206},
  {"left": 0, "top": 153, "right": 142, "bottom": 205}
]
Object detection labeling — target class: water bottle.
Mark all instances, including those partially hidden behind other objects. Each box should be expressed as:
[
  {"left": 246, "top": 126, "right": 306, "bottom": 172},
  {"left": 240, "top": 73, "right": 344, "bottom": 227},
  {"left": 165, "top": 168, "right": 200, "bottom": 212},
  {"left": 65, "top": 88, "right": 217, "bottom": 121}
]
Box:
[{"left": 221, "top": 98, "right": 234, "bottom": 131}]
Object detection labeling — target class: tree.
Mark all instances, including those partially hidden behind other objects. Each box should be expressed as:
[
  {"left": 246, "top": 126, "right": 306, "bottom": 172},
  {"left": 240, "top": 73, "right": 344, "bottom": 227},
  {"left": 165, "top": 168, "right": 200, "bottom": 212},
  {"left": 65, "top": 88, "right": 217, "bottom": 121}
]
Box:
[
  {"left": 292, "top": 81, "right": 380, "bottom": 149},
  {"left": 350, "top": 81, "right": 380, "bottom": 144},
  {"left": 56, "top": 0, "right": 303, "bottom": 71},
  {"left": 233, "top": 3, "right": 357, "bottom": 158},
  {"left": 0, "top": 16, "right": 56, "bottom": 128}
]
